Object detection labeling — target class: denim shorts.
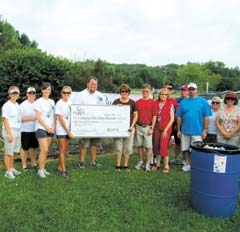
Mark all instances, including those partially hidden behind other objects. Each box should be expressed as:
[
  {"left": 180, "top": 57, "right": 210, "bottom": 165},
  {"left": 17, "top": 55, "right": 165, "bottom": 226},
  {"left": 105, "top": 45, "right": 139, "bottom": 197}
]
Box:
[{"left": 35, "top": 129, "right": 54, "bottom": 139}]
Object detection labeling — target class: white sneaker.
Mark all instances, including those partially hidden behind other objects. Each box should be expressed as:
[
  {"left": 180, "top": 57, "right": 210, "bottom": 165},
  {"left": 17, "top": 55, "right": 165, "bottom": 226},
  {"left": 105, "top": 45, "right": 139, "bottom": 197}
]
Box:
[
  {"left": 11, "top": 168, "right": 21, "bottom": 176},
  {"left": 43, "top": 169, "right": 50, "bottom": 175},
  {"left": 4, "top": 171, "right": 15, "bottom": 179},
  {"left": 38, "top": 170, "right": 46, "bottom": 178},
  {"left": 182, "top": 160, "right": 186, "bottom": 166},
  {"left": 145, "top": 164, "right": 151, "bottom": 172},
  {"left": 182, "top": 164, "right": 191, "bottom": 172},
  {"left": 135, "top": 161, "right": 144, "bottom": 170}
]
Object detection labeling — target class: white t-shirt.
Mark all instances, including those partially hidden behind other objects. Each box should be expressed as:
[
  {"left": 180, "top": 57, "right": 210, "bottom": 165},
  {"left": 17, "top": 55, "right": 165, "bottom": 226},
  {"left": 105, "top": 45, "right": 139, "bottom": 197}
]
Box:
[
  {"left": 2, "top": 100, "right": 21, "bottom": 129},
  {"left": 207, "top": 110, "right": 217, "bottom": 134},
  {"left": 34, "top": 97, "right": 55, "bottom": 131},
  {"left": 78, "top": 89, "right": 106, "bottom": 105},
  {"left": 55, "top": 99, "right": 72, "bottom": 135},
  {"left": 20, "top": 100, "right": 37, "bottom": 132}
]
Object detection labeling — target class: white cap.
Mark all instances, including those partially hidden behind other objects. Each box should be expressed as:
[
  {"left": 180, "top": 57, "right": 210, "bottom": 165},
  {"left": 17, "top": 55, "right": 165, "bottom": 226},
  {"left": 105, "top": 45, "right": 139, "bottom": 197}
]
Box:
[
  {"left": 188, "top": 83, "right": 197, "bottom": 89},
  {"left": 27, "top": 87, "right": 36, "bottom": 93}
]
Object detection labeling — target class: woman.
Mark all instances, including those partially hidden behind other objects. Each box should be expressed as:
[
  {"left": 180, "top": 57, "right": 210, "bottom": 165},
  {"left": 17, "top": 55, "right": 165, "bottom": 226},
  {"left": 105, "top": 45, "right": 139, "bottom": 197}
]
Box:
[
  {"left": 20, "top": 87, "right": 39, "bottom": 171},
  {"left": 55, "top": 86, "right": 73, "bottom": 178},
  {"left": 35, "top": 82, "right": 55, "bottom": 178},
  {"left": 216, "top": 92, "right": 240, "bottom": 146},
  {"left": 152, "top": 88, "right": 174, "bottom": 173},
  {"left": 2, "top": 86, "right": 22, "bottom": 179},
  {"left": 204, "top": 96, "right": 221, "bottom": 143},
  {"left": 112, "top": 84, "right": 138, "bottom": 171}
]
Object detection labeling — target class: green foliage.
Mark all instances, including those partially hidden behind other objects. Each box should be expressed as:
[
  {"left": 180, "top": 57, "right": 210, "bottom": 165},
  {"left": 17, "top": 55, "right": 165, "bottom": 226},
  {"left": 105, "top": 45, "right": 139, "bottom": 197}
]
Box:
[
  {"left": 0, "top": 48, "right": 71, "bottom": 103},
  {"left": 176, "top": 62, "right": 221, "bottom": 92}
]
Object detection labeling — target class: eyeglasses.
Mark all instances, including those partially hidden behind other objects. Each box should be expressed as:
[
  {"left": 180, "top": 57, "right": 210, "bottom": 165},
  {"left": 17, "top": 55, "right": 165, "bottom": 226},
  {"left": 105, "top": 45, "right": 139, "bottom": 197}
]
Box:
[
  {"left": 28, "top": 92, "right": 36, "bottom": 94},
  {"left": 120, "top": 90, "right": 129, "bottom": 93},
  {"left": 212, "top": 102, "right": 220, "bottom": 105},
  {"left": 62, "top": 92, "right": 71, "bottom": 95},
  {"left": 226, "top": 98, "right": 235, "bottom": 101},
  {"left": 188, "top": 88, "right": 196, "bottom": 91},
  {"left": 160, "top": 94, "right": 168, "bottom": 96}
]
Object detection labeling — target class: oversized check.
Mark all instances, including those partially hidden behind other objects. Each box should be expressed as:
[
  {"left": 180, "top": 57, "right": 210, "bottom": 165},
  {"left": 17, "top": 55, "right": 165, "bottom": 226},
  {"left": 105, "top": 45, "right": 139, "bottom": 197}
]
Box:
[{"left": 71, "top": 105, "right": 130, "bottom": 138}]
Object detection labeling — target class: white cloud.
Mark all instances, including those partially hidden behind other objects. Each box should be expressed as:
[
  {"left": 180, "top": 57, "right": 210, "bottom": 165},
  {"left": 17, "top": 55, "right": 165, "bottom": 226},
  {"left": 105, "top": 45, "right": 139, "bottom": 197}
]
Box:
[{"left": 1, "top": 0, "right": 240, "bottom": 67}]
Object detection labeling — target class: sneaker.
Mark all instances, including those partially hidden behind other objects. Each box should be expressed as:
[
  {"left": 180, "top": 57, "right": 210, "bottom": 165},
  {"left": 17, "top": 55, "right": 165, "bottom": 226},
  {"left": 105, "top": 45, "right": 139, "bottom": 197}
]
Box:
[
  {"left": 78, "top": 162, "right": 85, "bottom": 169},
  {"left": 4, "top": 171, "right": 15, "bottom": 179},
  {"left": 61, "top": 171, "right": 69, "bottom": 179},
  {"left": 145, "top": 164, "right": 151, "bottom": 172},
  {"left": 182, "top": 160, "right": 186, "bottom": 166},
  {"left": 37, "top": 170, "right": 46, "bottom": 178},
  {"left": 22, "top": 167, "right": 29, "bottom": 172},
  {"left": 43, "top": 169, "right": 50, "bottom": 175},
  {"left": 90, "top": 160, "right": 102, "bottom": 168},
  {"left": 11, "top": 168, "right": 21, "bottom": 176},
  {"left": 135, "top": 161, "right": 144, "bottom": 170},
  {"left": 182, "top": 164, "right": 191, "bottom": 172}
]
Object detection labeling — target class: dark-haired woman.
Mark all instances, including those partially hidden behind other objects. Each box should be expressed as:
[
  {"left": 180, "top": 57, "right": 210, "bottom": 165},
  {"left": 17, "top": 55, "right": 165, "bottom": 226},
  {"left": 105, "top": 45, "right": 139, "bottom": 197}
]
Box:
[
  {"left": 35, "top": 82, "right": 55, "bottom": 178},
  {"left": 216, "top": 92, "right": 240, "bottom": 146}
]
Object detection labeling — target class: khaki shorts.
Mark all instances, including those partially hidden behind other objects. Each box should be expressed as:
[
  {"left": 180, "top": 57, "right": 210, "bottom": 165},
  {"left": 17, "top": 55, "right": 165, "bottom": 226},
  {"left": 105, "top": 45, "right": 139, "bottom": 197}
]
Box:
[
  {"left": 79, "top": 138, "right": 101, "bottom": 148},
  {"left": 2, "top": 128, "right": 21, "bottom": 155},
  {"left": 135, "top": 125, "right": 153, "bottom": 148},
  {"left": 114, "top": 128, "right": 135, "bottom": 155},
  {"left": 181, "top": 134, "right": 202, "bottom": 152}
]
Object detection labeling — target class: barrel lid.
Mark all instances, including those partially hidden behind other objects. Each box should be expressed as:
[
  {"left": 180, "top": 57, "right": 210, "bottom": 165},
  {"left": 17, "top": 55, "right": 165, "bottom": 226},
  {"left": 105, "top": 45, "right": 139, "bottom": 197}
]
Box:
[{"left": 190, "top": 141, "right": 240, "bottom": 155}]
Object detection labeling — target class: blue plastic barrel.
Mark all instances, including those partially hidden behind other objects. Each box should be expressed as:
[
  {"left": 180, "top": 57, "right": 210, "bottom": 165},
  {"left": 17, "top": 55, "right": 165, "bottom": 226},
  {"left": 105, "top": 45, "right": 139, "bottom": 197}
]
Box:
[{"left": 190, "top": 141, "right": 240, "bottom": 218}]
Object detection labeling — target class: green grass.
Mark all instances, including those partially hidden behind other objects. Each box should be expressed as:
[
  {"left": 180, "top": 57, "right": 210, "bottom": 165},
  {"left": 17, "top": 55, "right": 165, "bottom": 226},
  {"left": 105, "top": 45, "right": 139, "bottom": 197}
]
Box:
[{"left": 0, "top": 150, "right": 240, "bottom": 232}]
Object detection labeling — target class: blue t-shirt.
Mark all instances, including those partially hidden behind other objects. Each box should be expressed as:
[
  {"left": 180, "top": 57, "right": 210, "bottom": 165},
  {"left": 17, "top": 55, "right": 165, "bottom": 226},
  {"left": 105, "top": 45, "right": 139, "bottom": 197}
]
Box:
[{"left": 176, "top": 96, "right": 212, "bottom": 135}]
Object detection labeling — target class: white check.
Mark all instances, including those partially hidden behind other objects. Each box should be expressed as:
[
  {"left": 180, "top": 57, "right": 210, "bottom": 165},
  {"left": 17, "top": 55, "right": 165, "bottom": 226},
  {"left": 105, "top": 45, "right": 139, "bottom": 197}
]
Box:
[{"left": 71, "top": 105, "right": 130, "bottom": 138}]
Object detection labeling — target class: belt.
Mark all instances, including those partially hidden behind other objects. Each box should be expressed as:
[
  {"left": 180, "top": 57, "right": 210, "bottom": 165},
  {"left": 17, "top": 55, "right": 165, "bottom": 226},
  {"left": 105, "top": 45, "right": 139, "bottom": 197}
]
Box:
[{"left": 137, "top": 124, "right": 151, "bottom": 127}]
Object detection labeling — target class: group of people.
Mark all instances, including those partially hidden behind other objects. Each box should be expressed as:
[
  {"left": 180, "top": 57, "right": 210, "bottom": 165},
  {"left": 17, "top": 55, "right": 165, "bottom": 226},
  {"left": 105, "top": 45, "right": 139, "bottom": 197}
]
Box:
[{"left": 2, "top": 76, "right": 240, "bottom": 179}]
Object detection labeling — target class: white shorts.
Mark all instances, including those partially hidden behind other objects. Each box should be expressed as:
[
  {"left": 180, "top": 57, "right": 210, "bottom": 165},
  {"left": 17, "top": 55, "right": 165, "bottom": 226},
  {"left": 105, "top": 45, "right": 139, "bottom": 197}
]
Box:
[
  {"left": 181, "top": 134, "right": 202, "bottom": 152},
  {"left": 2, "top": 128, "right": 21, "bottom": 155}
]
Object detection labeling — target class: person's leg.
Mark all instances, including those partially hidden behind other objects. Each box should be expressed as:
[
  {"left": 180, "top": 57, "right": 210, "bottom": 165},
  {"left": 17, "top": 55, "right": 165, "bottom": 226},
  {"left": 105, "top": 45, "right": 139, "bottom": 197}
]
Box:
[
  {"left": 38, "top": 138, "right": 49, "bottom": 171},
  {"left": 58, "top": 138, "right": 67, "bottom": 172},
  {"left": 4, "top": 155, "right": 12, "bottom": 171},
  {"left": 29, "top": 148, "right": 37, "bottom": 167},
  {"left": 20, "top": 148, "right": 28, "bottom": 169},
  {"left": 90, "top": 145, "right": 97, "bottom": 162}
]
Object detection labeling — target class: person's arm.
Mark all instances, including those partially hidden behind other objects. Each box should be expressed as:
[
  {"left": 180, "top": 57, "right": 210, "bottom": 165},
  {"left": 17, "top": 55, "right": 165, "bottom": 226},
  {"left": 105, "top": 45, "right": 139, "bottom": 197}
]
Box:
[
  {"left": 57, "top": 114, "right": 73, "bottom": 138},
  {"left": 177, "top": 117, "right": 182, "bottom": 138},
  {"left": 202, "top": 117, "right": 210, "bottom": 139},
  {"left": 35, "top": 110, "right": 54, "bottom": 134},
  {"left": 162, "top": 110, "right": 174, "bottom": 138},
  {"left": 130, "top": 111, "right": 138, "bottom": 130},
  {"left": 2, "top": 117, "right": 13, "bottom": 142}
]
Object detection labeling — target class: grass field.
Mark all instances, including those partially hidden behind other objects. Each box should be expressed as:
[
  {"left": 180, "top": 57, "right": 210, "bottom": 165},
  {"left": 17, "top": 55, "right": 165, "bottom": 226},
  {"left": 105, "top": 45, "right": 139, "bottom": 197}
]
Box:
[{"left": 0, "top": 146, "right": 240, "bottom": 232}]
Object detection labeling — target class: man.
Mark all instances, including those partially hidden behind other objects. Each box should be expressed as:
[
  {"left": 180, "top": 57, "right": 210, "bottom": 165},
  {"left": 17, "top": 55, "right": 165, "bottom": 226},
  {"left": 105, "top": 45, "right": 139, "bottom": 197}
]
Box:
[
  {"left": 78, "top": 76, "right": 105, "bottom": 169},
  {"left": 170, "top": 84, "right": 188, "bottom": 164},
  {"left": 135, "top": 84, "right": 158, "bottom": 172},
  {"left": 176, "top": 83, "right": 212, "bottom": 172}
]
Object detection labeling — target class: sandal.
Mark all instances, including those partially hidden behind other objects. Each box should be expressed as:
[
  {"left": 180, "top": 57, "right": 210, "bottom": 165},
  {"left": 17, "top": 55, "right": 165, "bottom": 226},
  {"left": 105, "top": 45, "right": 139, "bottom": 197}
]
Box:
[
  {"left": 115, "top": 166, "right": 121, "bottom": 171},
  {"left": 152, "top": 165, "right": 160, "bottom": 171},
  {"left": 123, "top": 166, "right": 131, "bottom": 172},
  {"left": 163, "top": 167, "right": 170, "bottom": 173}
]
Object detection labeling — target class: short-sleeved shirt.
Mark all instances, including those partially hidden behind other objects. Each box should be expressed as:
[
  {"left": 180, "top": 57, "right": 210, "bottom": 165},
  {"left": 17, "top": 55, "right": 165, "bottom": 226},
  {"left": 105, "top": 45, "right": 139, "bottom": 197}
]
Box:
[
  {"left": 136, "top": 98, "right": 158, "bottom": 125},
  {"left": 176, "top": 96, "right": 212, "bottom": 135},
  {"left": 20, "top": 100, "right": 37, "bottom": 132},
  {"left": 112, "top": 98, "right": 137, "bottom": 126},
  {"left": 55, "top": 99, "right": 72, "bottom": 135},
  {"left": 78, "top": 88, "right": 106, "bottom": 105},
  {"left": 34, "top": 97, "right": 55, "bottom": 131},
  {"left": 2, "top": 100, "right": 21, "bottom": 129}
]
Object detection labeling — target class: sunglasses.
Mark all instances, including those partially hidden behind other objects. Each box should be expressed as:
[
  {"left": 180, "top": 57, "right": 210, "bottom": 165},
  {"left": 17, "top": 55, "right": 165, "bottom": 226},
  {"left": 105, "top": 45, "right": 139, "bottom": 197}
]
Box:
[
  {"left": 212, "top": 102, "right": 220, "bottom": 105},
  {"left": 62, "top": 92, "right": 71, "bottom": 95},
  {"left": 188, "top": 88, "right": 196, "bottom": 91},
  {"left": 226, "top": 98, "right": 235, "bottom": 101},
  {"left": 120, "top": 90, "right": 129, "bottom": 93},
  {"left": 28, "top": 92, "right": 36, "bottom": 94},
  {"left": 160, "top": 93, "right": 168, "bottom": 96}
]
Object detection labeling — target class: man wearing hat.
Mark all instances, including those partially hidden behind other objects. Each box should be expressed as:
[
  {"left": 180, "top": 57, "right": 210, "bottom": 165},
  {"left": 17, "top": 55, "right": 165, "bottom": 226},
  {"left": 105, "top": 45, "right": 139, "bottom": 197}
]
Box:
[
  {"left": 176, "top": 83, "right": 212, "bottom": 172},
  {"left": 20, "top": 87, "right": 39, "bottom": 171}
]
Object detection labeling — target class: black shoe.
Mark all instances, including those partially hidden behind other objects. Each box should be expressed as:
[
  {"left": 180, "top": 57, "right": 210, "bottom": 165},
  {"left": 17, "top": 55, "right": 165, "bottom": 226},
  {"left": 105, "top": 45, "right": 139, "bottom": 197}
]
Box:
[
  {"left": 78, "top": 162, "right": 85, "bottom": 169},
  {"left": 61, "top": 171, "right": 69, "bottom": 179}
]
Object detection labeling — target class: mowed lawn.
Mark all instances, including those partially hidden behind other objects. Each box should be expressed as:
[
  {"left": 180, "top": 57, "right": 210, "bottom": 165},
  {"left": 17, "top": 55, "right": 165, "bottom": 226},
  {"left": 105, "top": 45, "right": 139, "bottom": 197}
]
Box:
[{"left": 0, "top": 146, "right": 240, "bottom": 232}]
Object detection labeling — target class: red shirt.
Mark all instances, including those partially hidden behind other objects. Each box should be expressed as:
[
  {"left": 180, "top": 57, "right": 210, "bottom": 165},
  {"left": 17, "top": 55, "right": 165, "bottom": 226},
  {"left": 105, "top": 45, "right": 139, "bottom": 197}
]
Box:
[{"left": 136, "top": 98, "right": 158, "bottom": 125}]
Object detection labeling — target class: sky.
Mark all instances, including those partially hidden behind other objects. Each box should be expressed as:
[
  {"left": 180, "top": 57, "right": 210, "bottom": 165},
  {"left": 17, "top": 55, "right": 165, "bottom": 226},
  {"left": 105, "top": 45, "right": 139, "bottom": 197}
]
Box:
[{"left": 1, "top": 0, "right": 240, "bottom": 68}]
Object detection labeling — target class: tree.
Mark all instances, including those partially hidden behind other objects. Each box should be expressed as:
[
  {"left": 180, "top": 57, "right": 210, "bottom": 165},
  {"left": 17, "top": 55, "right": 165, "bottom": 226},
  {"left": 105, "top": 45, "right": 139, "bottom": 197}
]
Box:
[{"left": 176, "top": 62, "right": 221, "bottom": 92}]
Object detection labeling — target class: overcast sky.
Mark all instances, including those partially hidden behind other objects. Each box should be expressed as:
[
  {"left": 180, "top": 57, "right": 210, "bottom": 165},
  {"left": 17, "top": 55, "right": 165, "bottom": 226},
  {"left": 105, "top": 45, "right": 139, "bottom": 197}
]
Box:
[{"left": 1, "top": 0, "right": 240, "bottom": 67}]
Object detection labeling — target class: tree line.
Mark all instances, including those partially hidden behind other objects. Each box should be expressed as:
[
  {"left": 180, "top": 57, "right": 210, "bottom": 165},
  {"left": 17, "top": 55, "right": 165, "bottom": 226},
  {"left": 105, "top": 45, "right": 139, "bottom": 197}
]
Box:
[{"left": 1, "top": 17, "right": 240, "bottom": 106}]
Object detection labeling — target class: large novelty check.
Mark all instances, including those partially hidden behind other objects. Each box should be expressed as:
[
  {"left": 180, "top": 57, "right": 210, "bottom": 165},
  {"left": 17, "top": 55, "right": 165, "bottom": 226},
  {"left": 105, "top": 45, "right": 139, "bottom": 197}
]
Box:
[{"left": 70, "top": 105, "right": 130, "bottom": 137}]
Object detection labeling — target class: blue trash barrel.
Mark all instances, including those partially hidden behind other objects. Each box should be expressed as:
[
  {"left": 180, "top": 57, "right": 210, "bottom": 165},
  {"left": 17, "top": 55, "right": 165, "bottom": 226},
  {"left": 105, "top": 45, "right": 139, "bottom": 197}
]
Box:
[{"left": 190, "top": 141, "right": 240, "bottom": 218}]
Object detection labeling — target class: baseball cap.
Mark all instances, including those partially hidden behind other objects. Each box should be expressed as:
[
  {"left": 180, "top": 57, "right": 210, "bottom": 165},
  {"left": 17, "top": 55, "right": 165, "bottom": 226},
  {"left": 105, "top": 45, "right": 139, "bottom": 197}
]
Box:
[
  {"left": 181, "top": 85, "right": 188, "bottom": 90},
  {"left": 188, "top": 83, "right": 197, "bottom": 89},
  {"left": 27, "top": 87, "right": 36, "bottom": 93}
]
